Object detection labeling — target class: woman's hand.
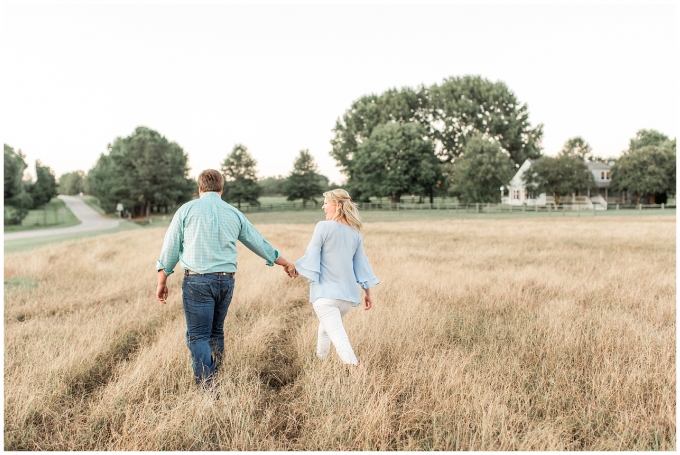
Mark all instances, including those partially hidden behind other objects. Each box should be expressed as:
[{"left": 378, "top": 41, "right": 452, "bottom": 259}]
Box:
[
  {"left": 364, "top": 291, "right": 373, "bottom": 310},
  {"left": 275, "top": 256, "right": 298, "bottom": 278},
  {"left": 284, "top": 263, "right": 298, "bottom": 278}
]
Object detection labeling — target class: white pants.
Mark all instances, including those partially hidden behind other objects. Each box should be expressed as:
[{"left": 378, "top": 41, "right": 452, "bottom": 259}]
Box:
[{"left": 312, "top": 298, "right": 358, "bottom": 365}]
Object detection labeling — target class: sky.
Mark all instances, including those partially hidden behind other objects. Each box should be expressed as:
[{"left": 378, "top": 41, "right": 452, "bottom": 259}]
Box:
[{"left": 1, "top": 2, "right": 678, "bottom": 184}]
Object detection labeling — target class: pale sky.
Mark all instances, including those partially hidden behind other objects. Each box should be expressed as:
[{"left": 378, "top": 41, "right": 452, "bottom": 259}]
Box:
[{"left": 1, "top": 2, "right": 678, "bottom": 184}]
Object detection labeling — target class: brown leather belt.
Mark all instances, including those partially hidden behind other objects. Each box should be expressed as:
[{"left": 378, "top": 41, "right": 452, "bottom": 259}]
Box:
[{"left": 184, "top": 270, "right": 234, "bottom": 277}]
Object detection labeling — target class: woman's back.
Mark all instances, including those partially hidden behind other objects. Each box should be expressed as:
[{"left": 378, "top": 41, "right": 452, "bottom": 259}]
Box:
[{"left": 295, "top": 220, "right": 377, "bottom": 306}]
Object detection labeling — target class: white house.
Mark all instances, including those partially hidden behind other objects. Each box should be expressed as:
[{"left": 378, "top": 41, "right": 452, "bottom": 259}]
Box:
[{"left": 502, "top": 159, "right": 616, "bottom": 210}]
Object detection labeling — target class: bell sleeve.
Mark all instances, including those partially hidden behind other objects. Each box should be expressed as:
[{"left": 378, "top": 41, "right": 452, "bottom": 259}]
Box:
[
  {"left": 294, "top": 222, "right": 325, "bottom": 283},
  {"left": 353, "top": 236, "right": 379, "bottom": 290}
]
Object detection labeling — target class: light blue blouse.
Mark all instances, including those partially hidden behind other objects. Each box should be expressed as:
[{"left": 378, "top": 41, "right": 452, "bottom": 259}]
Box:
[{"left": 295, "top": 221, "right": 379, "bottom": 306}]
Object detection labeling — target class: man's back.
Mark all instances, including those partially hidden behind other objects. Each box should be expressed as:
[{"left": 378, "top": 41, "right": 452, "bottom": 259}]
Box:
[{"left": 156, "top": 191, "right": 279, "bottom": 275}]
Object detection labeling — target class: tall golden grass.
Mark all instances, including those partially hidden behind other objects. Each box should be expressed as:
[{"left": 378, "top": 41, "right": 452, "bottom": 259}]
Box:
[{"left": 4, "top": 216, "right": 675, "bottom": 450}]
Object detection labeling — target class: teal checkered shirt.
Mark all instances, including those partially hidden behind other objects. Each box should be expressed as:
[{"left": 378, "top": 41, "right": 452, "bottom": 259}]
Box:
[{"left": 156, "top": 191, "right": 279, "bottom": 275}]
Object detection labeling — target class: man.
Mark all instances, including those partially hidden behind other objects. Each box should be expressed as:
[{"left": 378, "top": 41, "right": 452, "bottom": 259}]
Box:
[{"left": 156, "top": 169, "right": 297, "bottom": 388}]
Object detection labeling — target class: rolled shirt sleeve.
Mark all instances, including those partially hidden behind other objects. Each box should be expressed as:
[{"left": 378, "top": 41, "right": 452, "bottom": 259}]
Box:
[
  {"left": 353, "top": 237, "right": 379, "bottom": 290},
  {"left": 236, "top": 212, "right": 280, "bottom": 266},
  {"left": 156, "top": 210, "right": 183, "bottom": 275}
]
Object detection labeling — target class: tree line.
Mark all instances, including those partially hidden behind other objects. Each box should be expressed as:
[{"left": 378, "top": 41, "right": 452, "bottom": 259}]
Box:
[
  {"left": 60, "top": 127, "right": 336, "bottom": 217},
  {"left": 219, "top": 144, "right": 335, "bottom": 209},
  {"left": 522, "top": 130, "right": 676, "bottom": 207},
  {"left": 5, "top": 75, "right": 675, "bottom": 222},
  {"left": 4, "top": 144, "right": 58, "bottom": 225},
  {"left": 330, "top": 75, "right": 675, "bottom": 205}
]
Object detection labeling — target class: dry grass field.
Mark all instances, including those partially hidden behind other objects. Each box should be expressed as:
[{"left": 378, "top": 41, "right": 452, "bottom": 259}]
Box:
[{"left": 4, "top": 216, "right": 675, "bottom": 450}]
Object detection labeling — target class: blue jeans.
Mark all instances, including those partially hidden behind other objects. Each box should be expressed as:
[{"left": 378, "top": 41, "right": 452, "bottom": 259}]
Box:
[{"left": 181, "top": 273, "right": 235, "bottom": 386}]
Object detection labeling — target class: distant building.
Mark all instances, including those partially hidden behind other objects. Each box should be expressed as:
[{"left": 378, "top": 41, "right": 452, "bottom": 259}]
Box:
[{"left": 503, "top": 159, "right": 626, "bottom": 210}]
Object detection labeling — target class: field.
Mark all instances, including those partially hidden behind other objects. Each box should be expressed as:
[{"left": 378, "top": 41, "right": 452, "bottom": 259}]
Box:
[{"left": 3, "top": 215, "right": 676, "bottom": 450}]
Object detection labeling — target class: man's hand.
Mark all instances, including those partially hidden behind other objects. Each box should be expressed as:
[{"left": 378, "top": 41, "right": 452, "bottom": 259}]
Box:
[
  {"left": 157, "top": 270, "right": 168, "bottom": 304},
  {"left": 156, "top": 284, "right": 168, "bottom": 304}
]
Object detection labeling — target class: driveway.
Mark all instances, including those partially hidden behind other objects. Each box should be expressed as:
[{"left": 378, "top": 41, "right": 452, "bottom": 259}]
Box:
[{"left": 4, "top": 195, "right": 121, "bottom": 241}]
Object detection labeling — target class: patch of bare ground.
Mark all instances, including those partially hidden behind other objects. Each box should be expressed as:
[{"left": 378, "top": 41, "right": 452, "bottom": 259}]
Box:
[{"left": 4, "top": 216, "right": 675, "bottom": 450}]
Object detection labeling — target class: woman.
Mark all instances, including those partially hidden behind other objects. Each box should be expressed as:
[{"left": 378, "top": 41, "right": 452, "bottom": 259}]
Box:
[{"left": 286, "top": 189, "right": 379, "bottom": 366}]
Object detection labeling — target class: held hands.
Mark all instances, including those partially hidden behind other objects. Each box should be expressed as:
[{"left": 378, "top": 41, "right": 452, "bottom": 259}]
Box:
[
  {"left": 275, "top": 256, "right": 298, "bottom": 279},
  {"left": 284, "top": 262, "right": 299, "bottom": 278}
]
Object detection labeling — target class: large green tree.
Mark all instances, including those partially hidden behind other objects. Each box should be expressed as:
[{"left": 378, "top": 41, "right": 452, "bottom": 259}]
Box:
[
  {"left": 30, "top": 160, "right": 58, "bottom": 208},
  {"left": 522, "top": 154, "right": 594, "bottom": 206},
  {"left": 58, "top": 170, "right": 85, "bottom": 195},
  {"left": 611, "top": 141, "right": 676, "bottom": 206},
  {"left": 3, "top": 144, "right": 33, "bottom": 223},
  {"left": 559, "top": 136, "right": 593, "bottom": 161},
  {"left": 221, "top": 144, "right": 261, "bottom": 209},
  {"left": 87, "top": 127, "right": 193, "bottom": 215},
  {"left": 428, "top": 76, "right": 544, "bottom": 164},
  {"left": 452, "top": 134, "right": 515, "bottom": 204},
  {"left": 4, "top": 144, "right": 28, "bottom": 204},
  {"left": 628, "top": 129, "right": 671, "bottom": 151},
  {"left": 351, "top": 122, "right": 442, "bottom": 203},
  {"left": 284, "top": 150, "right": 324, "bottom": 207}
]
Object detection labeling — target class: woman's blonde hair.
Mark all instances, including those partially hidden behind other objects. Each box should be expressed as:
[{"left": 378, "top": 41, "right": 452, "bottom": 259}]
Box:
[{"left": 324, "top": 189, "right": 362, "bottom": 232}]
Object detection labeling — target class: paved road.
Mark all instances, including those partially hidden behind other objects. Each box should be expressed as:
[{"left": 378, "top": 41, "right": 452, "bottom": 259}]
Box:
[{"left": 4, "top": 195, "right": 120, "bottom": 241}]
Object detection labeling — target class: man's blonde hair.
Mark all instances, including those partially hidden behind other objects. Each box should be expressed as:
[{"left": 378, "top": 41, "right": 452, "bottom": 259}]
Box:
[
  {"left": 197, "top": 169, "right": 224, "bottom": 193},
  {"left": 324, "top": 189, "right": 362, "bottom": 232}
]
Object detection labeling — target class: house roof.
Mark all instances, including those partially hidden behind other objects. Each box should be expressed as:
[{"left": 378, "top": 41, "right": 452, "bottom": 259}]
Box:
[{"left": 586, "top": 161, "right": 612, "bottom": 171}]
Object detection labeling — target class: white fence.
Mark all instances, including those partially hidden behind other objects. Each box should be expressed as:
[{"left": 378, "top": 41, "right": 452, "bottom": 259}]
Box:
[{"left": 237, "top": 201, "right": 674, "bottom": 214}]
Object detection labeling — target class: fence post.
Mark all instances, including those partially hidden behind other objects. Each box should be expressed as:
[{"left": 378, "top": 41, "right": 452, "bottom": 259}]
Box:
[
  {"left": 548, "top": 204, "right": 551, "bottom": 215},
  {"left": 616, "top": 203, "right": 619, "bottom": 211},
  {"left": 476, "top": 203, "right": 479, "bottom": 213},
  {"left": 661, "top": 203, "right": 665, "bottom": 210}
]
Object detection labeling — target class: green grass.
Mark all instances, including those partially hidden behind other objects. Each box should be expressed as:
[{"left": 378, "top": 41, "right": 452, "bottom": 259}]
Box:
[
  {"left": 3, "top": 198, "right": 81, "bottom": 233},
  {"left": 80, "top": 195, "right": 107, "bottom": 215},
  {"left": 3, "top": 277, "right": 38, "bottom": 290}
]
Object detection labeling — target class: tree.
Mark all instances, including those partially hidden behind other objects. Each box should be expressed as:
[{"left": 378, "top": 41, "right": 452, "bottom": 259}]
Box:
[
  {"left": 284, "top": 150, "right": 324, "bottom": 207},
  {"left": 452, "top": 134, "right": 515, "bottom": 204},
  {"left": 522, "top": 154, "right": 594, "bottom": 206},
  {"left": 87, "top": 127, "right": 193, "bottom": 215},
  {"left": 58, "top": 170, "right": 85, "bottom": 195},
  {"left": 611, "top": 142, "right": 676, "bottom": 206},
  {"left": 30, "top": 160, "right": 58, "bottom": 208},
  {"left": 4, "top": 144, "right": 28, "bottom": 205},
  {"left": 3, "top": 145, "right": 33, "bottom": 224},
  {"left": 428, "top": 76, "right": 544, "bottom": 165},
  {"left": 559, "top": 136, "right": 593, "bottom": 161},
  {"left": 221, "top": 144, "right": 261, "bottom": 209},
  {"left": 629, "top": 129, "right": 670, "bottom": 151},
  {"left": 351, "top": 122, "right": 442, "bottom": 203}
]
